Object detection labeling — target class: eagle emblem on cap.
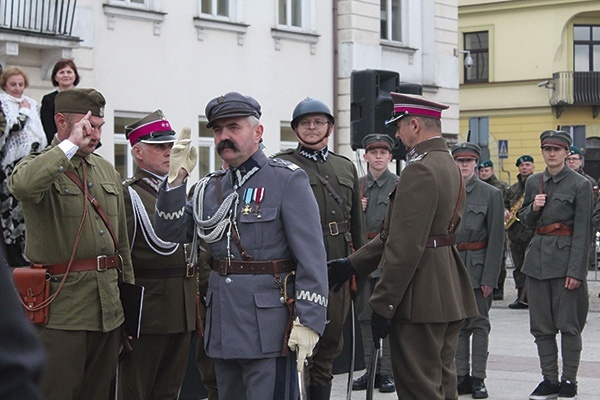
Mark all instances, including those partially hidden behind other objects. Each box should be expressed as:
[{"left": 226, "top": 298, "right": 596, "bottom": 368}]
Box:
[
  {"left": 99, "top": 107, "right": 104, "bottom": 118},
  {"left": 217, "top": 95, "right": 225, "bottom": 104}
]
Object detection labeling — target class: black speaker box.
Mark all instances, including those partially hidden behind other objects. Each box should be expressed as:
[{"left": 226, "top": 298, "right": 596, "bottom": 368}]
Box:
[{"left": 350, "top": 70, "right": 422, "bottom": 160}]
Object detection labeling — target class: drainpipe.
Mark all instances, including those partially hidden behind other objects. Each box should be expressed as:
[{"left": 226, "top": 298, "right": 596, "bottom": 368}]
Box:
[{"left": 332, "top": 0, "right": 339, "bottom": 151}]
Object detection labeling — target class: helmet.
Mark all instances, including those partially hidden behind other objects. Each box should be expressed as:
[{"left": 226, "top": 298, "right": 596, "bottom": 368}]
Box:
[{"left": 291, "top": 97, "right": 334, "bottom": 129}]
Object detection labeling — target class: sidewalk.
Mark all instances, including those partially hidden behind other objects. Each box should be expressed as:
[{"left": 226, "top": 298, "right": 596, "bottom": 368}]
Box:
[{"left": 331, "top": 272, "right": 600, "bottom": 399}]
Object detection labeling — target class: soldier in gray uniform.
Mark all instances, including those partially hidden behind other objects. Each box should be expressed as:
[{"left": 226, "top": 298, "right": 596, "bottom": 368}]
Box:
[
  {"left": 154, "top": 92, "right": 328, "bottom": 400},
  {"left": 452, "top": 143, "right": 504, "bottom": 399},
  {"left": 505, "top": 155, "right": 535, "bottom": 309},
  {"left": 478, "top": 159, "right": 509, "bottom": 300},
  {"left": 275, "top": 97, "right": 366, "bottom": 400},
  {"left": 119, "top": 110, "right": 196, "bottom": 399},
  {"left": 519, "top": 130, "right": 592, "bottom": 400},
  {"left": 352, "top": 133, "right": 398, "bottom": 393}
]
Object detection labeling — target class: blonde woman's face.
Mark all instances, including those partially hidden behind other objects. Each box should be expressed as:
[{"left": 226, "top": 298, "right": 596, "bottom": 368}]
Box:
[{"left": 4, "top": 74, "right": 25, "bottom": 98}]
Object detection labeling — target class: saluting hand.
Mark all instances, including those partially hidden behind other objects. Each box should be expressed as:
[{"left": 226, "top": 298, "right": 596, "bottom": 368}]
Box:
[
  {"left": 68, "top": 111, "right": 94, "bottom": 150},
  {"left": 168, "top": 127, "right": 198, "bottom": 185}
]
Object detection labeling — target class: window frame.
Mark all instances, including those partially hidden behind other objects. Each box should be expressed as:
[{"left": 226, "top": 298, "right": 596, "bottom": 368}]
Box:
[
  {"left": 108, "top": 0, "right": 150, "bottom": 10},
  {"left": 573, "top": 24, "right": 600, "bottom": 72},
  {"left": 199, "top": 0, "right": 240, "bottom": 22},
  {"left": 380, "top": 0, "right": 406, "bottom": 44},
  {"left": 275, "top": 0, "right": 315, "bottom": 33},
  {"left": 463, "top": 31, "right": 489, "bottom": 83}
]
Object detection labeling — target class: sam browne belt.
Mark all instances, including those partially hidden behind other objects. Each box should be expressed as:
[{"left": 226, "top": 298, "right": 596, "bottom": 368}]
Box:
[
  {"left": 212, "top": 258, "right": 296, "bottom": 276},
  {"left": 323, "top": 221, "right": 349, "bottom": 236},
  {"left": 34, "top": 254, "right": 121, "bottom": 275},
  {"left": 536, "top": 222, "right": 573, "bottom": 236},
  {"left": 456, "top": 241, "right": 488, "bottom": 251},
  {"left": 425, "top": 235, "right": 457, "bottom": 248},
  {"left": 134, "top": 264, "right": 197, "bottom": 278}
]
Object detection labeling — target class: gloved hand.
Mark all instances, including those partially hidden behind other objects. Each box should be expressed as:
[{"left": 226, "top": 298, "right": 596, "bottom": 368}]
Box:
[
  {"left": 168, "top": 127, "right": 198, "bottom": 184},
  {"left": 287, "top": 318, "right": 319, "bottom": 372},
  {"left": 327, "top": 258, "right": 355, "bottom": 292},
  {"left": 371, "top": 312, "right": 392, "bottom": 343}
]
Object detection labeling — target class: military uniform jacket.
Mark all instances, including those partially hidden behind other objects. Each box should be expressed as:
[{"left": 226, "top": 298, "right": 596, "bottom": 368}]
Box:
[
  {"left": 518, "top": 166, "right": 592, "bottom": 281},
  {"left": 457, "top": 176, "right": 504, "bottom": 289},
  {"left": 360, "top": 169, "right": 399, "bottom": 278},
  {"left": 155, "top": 150, "right": 328, "bottom": 359},
  {"left": 9, "top": 143, "right": 134, "bottom": 332},
  {"left": 349, "top": 137, "right": 478, "bottom": 322},
  {"left": 505, "top": 174, "right": 535, "bottom": 244},
  {"left": 122, "top": 168, "right": 196, "bottom": 334},
  {"left": 276, "top": 146, "right": 367, "bottom": 259},
  {"left": 482, "top": 174, "right": 508, "bottom": 197}
]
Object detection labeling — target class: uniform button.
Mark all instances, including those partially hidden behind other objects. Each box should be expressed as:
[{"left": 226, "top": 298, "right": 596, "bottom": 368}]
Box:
[
  {"left": 64, "top": 189, "right": 69, "bottom": 193},
  {"left": 99, "top": 229, "right": 105, "bottom": 235},
  {"left": 325, "top": 175, "right": 329, "bottom": 179},
  {"left": 225, "top": 277, "right": 232, "bottom": 284},
  {"left": 88, "top": 182, "right": 93, "bottom": 188},
  {"left": 331, "top": 210, "right": 336, "bottom": 215},
  {"left": 280, "top": 296, "right": 285, "bottom": 304},
  {"left": 95, "top": 215, "right": 99, "bottom": 220},
  {"left": 233, "top": 185, "right": 238, "bottom": 190},
  {"left": 58, "top": 166, "right": 64, "bottom": 172},
  {"left": 101, "top": 246, "right": 107, "bottom": 251},
  {"left": 388, "top": 305, "right": 394, "bottom": 311},
  {"left": 230, "top": 255, "right": 235, "bottom": 260}
]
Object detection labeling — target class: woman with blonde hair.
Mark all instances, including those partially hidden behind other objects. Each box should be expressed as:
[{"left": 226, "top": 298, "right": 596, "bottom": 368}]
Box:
[{"left": 0, "top": 66, "right": 46, "bottom": 266}]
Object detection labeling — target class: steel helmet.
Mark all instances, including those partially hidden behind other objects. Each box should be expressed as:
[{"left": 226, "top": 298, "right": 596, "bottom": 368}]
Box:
[{"left": 291, "top": 97, "right": 335, "bottom": 129}]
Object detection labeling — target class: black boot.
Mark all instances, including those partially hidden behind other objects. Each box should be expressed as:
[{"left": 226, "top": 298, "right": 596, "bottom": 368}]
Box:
[
  {"left": 508, "top": 288, "right": 528, "bottom": 309},
  {"left": 309, "top": 384, "right": 332, "bottom": 400},
  {"left": 457, "top": 375, "right": 472, "bottom": 395},
  {"left": 471, "top": 377, "right": 489, "bottom": 399}
]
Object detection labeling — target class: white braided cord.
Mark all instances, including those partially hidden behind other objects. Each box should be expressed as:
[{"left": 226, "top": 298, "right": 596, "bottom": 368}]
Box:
[
  {"left": 191, "top": 176, "right": 238, "bottom": 244},
  {"left": 128, "top": 186, "right": 179, "bottom": 256}
]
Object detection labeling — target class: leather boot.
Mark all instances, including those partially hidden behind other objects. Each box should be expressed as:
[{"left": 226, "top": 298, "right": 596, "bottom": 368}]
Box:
[{"left": 309, "top": 384, "right": 332, "bottom": 400}]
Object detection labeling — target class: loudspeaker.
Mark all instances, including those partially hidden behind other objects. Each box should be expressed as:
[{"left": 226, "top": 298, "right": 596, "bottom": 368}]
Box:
[{"left": 350, "top": 70, "right": 422, "bottom": 160}]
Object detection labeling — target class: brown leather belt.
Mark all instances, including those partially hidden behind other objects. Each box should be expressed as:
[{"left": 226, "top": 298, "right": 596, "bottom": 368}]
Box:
[
  {"left": 367, "top": 231, "right": 379, "bottom": 239},
  {"left": 212, "top": 258, "right": 296, "bottom": 276},
  {"left": 323, "top": 221, "right": 349, "bottom": 236},
  {"left": 37, "top": 255, "right": 121, "bottom": 275},
  {"left": 134, "top": 264, "right": 197, "bottom": 279},
  {"left": 456, "top": 241, "right": 488, "bottom": 251},
  {"left": 536, "top": 223, "right": 573, "bottom": 236},
  {"left": 425, "top": 235, "right": 457, "bottom": 248}
]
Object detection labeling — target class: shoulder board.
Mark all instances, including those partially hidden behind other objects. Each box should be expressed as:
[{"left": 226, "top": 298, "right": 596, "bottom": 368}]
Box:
[
  {"left": 122, "top": 176, "right": 140, "bottom": 187},
  {"left": 206, "top": 169, "right": 227, "bottom": 178},
  {"left": 272, "top": 148, "right": 295, "bottom": 158},
  {"left": 327, "top": 151, "right": 353, "bottom": 163},
  {"left": 270, "top": 157, "right": 300, "bottom": 171}
]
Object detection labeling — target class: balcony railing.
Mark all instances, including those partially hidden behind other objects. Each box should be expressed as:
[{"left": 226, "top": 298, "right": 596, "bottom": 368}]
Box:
[
  {"left": 0, "top": 0, "right": 78, "bottom": 36},
  {"left": 550, "top": 71, "right": 600, "bottom": 118}
]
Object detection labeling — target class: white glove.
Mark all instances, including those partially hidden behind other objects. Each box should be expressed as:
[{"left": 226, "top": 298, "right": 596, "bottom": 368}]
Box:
[
  {"left": 287, "top": 318, "right": 319, "bottom": 372},
  {"left": 168, "top": 127, "right": 198, "bottom": 184}
]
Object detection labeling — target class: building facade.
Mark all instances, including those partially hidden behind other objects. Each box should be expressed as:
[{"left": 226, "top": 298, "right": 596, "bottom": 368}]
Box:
[{"left": 458, "top": 0, "right": 600, "bottom": 184}]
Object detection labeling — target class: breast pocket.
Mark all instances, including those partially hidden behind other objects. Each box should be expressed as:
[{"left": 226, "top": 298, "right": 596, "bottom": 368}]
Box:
[
  {"left": 53, "top": 181, "right": 83, "bottom": 216},
  {"left": 99, "top": 182, "right": 120, "bottom": 216},
  {"left": 337, "top": 176, "right": 355, "bottom": 215},
  {"left": 239, "top": 207, "right": 280, "bottom": 249},
  {"left": 464, "top": 204, "right": 487, "bottom": 231},
  {"left": 550, "top": 192, "right": 574, "bottom": 217}
]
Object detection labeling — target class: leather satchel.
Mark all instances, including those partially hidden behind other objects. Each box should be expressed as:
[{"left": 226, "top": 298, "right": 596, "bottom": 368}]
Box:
[{"left": 13, "top": 266, "right": 50, "bottom": 326}]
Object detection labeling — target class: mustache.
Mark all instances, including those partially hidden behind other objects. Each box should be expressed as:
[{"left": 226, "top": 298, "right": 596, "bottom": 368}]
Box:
[{"left": 217, "top": 139, "right": 239, "bottom": 154}]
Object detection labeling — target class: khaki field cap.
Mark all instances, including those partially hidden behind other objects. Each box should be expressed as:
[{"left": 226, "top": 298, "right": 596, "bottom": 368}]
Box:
[
  {"left": 540, "top": 130, "right": 572, "bottom": 150},
  {"left": 451, "top": 142, "right": 481, "bottom": 160},
  {"left": 125, "top": 109, "right": 177, "bottom": 146},
  {"left": 386, "top": 92, "right": 449, "bottom": 125},
  {"left": 205, "top": 92, "right": 262, "bottom": 128},
  {"left": 55, "top": 88, "right": 106, "bottom": 118},
  {"left": 362, "top": 133, "right": 394, "bottom": 152}
]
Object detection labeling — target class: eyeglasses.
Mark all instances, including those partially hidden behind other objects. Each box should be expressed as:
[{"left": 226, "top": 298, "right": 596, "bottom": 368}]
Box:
[
  {"left": 298, "top": 120, "right": 329, "bottom": 128},
  {"left": 566, "top": 157, "right": 581, "bottom": 162}
]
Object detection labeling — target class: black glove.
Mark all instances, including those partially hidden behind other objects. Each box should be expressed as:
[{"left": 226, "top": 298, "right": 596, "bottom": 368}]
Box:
[
  {"left": 327, "top": 258, "right": 355, "bottom": 292},
  {"left": 371, "top": 312, "right": 392, "bottom": 344}
]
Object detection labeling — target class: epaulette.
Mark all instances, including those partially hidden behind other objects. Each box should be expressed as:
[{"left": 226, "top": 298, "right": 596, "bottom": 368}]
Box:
[
  {"left": 206, "top": 169, "right": 227, "bottom": 178},
  {"left": 326, "top": 150, "right": 353, "bottom": 163},
  {"left": 122, "top": 176, "right": 140, "bottom": 187},
  {"left": 270, "top": 157, "right": 300, "bottom": 171},
  {"left": 272, "top": 148, "right": 295, "bottom": 158}
]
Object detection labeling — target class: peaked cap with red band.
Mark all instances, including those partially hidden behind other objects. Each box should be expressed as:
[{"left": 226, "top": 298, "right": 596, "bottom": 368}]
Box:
[
  {"left": 386, "top": 92, "right": 449, "bottom": 125},
  {"left": 125, "top": 109, "right": 177, "bottom": 146},
  {"left": 539, "top": 129, "right": 571, "bottom": 150}
]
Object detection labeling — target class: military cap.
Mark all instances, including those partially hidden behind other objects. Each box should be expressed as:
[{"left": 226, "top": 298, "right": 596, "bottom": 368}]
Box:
[
  {"left": 362, "top": 133, "right": 394, "bottom": 152},
  {"left": 478, "top": 159, "right": 493, "bottom": 169},
  {"left": 386, "top": 92, "right": 449, "bottom": 125},
  {"left": 451, "top": 142, "right": 481, "bottom": 160},
  {"left": 569, "top": 146, "right": 585, "bottom": 157},
  {"left": 205, "top": 92, "right": 262, "bottom": 128},
  {"left": 125, "top": 110, "right": 176, "bottom": 146},
  {"left": 540, "top": 129, "right": 571, "bottom": 150},
  {"left": 55, "top": 88, "right": 105, "bottom": 118},
  {"left": 515, "top": 155, "right": 534, "bottom": 166}
]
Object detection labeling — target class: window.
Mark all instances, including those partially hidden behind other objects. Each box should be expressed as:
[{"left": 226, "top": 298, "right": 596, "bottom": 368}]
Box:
[
  {"left": 464, "top": 31, "right": 489, "bottom": 83},
  {"left": 201, "top": 0, "right": 232, "bottom": 19},
  {"left": 109, "top": 0, "right": 148, "bottom": 8},
  {"left": 574, "top": 25, "right": 600, "bottom": 72},
  {"left": 278, "top": 0, "right": 303, "bottom": 28},
  {"left": 114, "top": 114, "right": 145, "bottom": 180},
  {"left": 198, "top": 121, "right": 222, "bottom": 177},
  {"left": 280, "top": 124, "right": 297, "bottom": 151},
  {"left": 380, "top": 0, "right": 404, "bottom": 42}
]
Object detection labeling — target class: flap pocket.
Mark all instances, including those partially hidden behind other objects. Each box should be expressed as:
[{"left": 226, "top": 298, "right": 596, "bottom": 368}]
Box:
[
  {"left": 53, "top": 181, "right": 79, "bottom": 196},
  {"left": 240, "top": 207, "right": 277, "bottom": 223},
  {"left": 254, "top": 290, "right": 285, "bottom": 309}
]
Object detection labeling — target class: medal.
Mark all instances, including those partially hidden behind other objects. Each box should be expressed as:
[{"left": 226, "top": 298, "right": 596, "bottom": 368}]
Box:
[{"left": 254, "top": 188, "right": 264, "bottom": 218}]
